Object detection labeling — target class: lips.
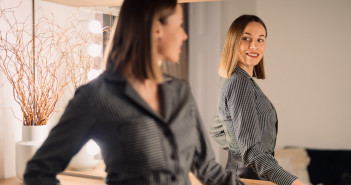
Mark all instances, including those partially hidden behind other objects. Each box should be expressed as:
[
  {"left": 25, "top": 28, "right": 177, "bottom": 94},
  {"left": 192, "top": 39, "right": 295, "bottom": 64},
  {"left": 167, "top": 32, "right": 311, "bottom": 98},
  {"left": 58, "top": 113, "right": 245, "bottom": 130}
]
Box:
[{"left": 246, "top": 52, "right": 259, "bottom": 58}]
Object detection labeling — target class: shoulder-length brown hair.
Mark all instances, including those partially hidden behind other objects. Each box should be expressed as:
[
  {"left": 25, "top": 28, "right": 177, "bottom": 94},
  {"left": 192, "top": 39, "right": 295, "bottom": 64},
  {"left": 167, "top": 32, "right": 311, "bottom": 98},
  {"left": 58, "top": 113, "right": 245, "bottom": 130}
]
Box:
[
  {"left": 104, "top": 0, "right": 177, "bottom": 83},
  {"left": 219, "top": 15, "right": 267, "bottom": 79}
]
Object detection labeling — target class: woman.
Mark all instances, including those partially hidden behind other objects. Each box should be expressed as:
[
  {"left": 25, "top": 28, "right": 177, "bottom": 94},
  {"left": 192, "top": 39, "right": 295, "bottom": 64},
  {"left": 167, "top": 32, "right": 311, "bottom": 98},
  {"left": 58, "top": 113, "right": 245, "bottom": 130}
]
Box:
[
  {"left": 214, "top": 15, "right": 307, "bottom": 185},
  {"left": 23, "top": 0, "right": 244, "bottom": 185}
]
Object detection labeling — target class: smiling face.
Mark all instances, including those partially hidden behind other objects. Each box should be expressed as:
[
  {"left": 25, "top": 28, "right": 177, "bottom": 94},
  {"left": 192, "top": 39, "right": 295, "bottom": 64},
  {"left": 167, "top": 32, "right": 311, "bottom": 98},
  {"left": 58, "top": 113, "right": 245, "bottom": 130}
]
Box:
[
  {"left": 156, "top": 5, "right": 188, "bottom": 63},
  {"left": 237, "top": 21, "right": 266, "bottom": 75}
]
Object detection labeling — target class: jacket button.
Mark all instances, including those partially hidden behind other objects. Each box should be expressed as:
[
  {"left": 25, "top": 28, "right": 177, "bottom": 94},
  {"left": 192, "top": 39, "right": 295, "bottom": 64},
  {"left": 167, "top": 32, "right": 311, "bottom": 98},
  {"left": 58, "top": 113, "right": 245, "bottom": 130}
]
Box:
[
  {"left": 163, "top": 130, "right": 171, "bottom": 137},
  {"left": 171, "top": 153, "right": 177, "bottom": 160}
]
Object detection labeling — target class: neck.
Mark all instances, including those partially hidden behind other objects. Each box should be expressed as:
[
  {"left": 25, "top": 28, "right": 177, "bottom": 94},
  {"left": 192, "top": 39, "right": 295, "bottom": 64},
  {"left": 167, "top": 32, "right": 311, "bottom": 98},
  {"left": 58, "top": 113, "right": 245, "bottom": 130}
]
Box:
[{"left": 238, "top": 64, "right": 254, "bottom": 77}]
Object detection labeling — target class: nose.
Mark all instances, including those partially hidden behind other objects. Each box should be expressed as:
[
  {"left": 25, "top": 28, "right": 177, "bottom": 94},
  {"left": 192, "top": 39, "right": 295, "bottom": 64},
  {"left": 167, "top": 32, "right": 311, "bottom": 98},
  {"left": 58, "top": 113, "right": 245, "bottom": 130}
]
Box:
[
  {"left": 182, "top": 28, "right": 188, "bottom": 41},
  {"left": 249, "top": 41, "right": 258, "bottom": 49}
]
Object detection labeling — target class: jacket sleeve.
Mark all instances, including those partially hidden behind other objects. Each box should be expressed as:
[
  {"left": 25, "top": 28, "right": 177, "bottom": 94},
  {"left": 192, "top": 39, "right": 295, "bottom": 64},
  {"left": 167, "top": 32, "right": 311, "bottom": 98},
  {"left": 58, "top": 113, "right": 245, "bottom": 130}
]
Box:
[
  {"left": 24, "top": 84, "right": 96, "bottom": 185},
  {"left": 190, "top": 94, "right": 245, "bottom": 185},
  {"left": 225, "top": 78, "right": 297, "bottom": 185}
]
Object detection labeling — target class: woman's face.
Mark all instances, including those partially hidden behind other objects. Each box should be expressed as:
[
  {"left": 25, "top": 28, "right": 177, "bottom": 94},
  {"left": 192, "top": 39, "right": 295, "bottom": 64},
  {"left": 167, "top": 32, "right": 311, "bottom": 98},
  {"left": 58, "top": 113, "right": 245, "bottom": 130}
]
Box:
[
  {"left": 156, "top": 5, "right": 188, "bottom": 63},
  {"left": 237, "top": 21, "right": 266, "bottom": 73}
]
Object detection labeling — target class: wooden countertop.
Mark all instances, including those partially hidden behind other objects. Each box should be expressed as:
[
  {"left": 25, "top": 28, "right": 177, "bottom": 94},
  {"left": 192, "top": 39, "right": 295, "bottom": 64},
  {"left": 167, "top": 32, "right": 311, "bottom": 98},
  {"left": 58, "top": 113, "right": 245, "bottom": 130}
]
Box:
[
  {"left": 0, "top": 176, "right": 275, "bottom": 185},
  {"left": 240, "top": 178, "right": 276, "bottom": 185},
  {"left": 0, "top": 175, "right": 105, "bottom": 185},
  {"left": 188, "top": 173, "right": 275, "bottom": 185},
  {"left": 1, "top": 161, "right": 275, "bottom": 185}
]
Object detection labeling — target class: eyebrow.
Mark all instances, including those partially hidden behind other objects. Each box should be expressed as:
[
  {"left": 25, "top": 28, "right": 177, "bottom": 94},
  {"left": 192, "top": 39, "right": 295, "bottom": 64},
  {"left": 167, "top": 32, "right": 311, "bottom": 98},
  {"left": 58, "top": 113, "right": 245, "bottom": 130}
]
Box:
[{"left": 243, "top": 32, "right": 266, "bottom": 38}]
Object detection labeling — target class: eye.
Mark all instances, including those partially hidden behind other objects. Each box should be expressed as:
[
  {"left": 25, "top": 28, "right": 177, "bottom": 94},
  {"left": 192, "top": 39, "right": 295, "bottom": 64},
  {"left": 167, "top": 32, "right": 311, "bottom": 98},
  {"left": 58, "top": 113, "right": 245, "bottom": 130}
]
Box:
[
  {"left": 258, "top": 38, "right": 265, "bottom": 42},
  {"left": 180, "top": 21, "right": 185, "bottom": 28},
  {"left": 242, "top": 37, "right": 251, "bottom": 41}
]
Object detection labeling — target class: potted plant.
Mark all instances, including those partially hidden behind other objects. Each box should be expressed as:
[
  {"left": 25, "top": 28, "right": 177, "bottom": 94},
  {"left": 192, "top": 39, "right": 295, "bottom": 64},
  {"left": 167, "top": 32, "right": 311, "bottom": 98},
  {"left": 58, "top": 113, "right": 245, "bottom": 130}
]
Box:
[{"left": 0, "top": 3, "right": 94, "bottom": 179}]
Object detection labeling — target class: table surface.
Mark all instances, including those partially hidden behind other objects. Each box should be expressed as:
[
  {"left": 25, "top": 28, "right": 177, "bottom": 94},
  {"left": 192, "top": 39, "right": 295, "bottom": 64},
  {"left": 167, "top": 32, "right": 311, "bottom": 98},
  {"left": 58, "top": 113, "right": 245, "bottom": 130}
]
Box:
[
  {"left": 0, "top": 176, "right": 276, "bottom": 185},
  {"left": 0, "top": 161, "right": 275, "bottom": 185},
  {"left": 0, "top": 175, "right": 105, "bottom": 185}
]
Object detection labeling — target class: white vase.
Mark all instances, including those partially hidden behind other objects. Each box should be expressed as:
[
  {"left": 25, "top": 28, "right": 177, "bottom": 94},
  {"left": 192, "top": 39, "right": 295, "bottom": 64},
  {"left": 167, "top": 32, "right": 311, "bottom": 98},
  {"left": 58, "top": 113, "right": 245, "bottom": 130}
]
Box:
[
  {"left": 68, "top": 140, "right": 100, "bottom": 171},
  {"left": 15, "top": 125, "right": 48, "bottom": 180}
]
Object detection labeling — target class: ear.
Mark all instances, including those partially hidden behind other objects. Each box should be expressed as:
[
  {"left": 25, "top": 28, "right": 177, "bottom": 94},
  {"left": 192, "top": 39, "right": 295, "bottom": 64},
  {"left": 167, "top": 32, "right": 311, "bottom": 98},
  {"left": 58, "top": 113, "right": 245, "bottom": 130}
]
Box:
[{"left": 154, "top": 20, "right": 164, "bottom": 41}]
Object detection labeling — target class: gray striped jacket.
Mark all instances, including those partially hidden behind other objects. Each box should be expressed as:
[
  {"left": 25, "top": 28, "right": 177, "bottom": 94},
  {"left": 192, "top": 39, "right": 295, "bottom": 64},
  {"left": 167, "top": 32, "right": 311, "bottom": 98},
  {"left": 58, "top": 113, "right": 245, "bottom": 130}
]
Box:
[
  {"left": 214, "top": 67, "right": 298, "bottom": 185},
  {"left": 24, "top": 65, "right": 244, "bottom": 185}
]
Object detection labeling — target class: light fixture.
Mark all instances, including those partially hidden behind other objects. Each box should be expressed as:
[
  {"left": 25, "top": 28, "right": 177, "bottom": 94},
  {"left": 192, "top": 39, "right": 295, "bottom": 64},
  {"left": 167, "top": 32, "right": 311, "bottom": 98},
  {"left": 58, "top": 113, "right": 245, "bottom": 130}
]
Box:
[
  {"left": 86, "top": 140, "right": 100, "bottom": 156},
  {"left": 88, "top": 20, "right": 102, "bottom": 34},
  {"left": 87, "top": 68, "right": 103, "bottom": 81},
  {"left": 88, "top": 44, "right": 102, "bottom": 57},
  {"left": 68, "top": 140, "right": 101, "bottom": 171}
]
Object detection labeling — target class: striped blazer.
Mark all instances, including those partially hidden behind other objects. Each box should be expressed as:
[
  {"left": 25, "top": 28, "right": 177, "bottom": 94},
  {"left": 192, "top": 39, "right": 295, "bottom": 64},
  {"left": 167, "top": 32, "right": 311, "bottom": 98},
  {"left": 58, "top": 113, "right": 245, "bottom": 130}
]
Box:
[
  {"left": 24, "top": 65, "right": 244, "bottom": 185},
  {"left": 217, "top": 66, "right": 298, "bottom": 185}
]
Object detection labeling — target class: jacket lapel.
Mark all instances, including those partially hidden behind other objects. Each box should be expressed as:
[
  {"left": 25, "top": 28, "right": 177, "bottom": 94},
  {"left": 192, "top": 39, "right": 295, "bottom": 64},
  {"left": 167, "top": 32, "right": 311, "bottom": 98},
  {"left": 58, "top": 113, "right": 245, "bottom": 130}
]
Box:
[
  {"left": 159, "top": 76, "right": 174, "bottom": 123},
  {"left": 123, "top": 82, "right": 165, "bottom": 122},
  {"left": 104, "top": 67, "right": 171, "bottom": 123}
]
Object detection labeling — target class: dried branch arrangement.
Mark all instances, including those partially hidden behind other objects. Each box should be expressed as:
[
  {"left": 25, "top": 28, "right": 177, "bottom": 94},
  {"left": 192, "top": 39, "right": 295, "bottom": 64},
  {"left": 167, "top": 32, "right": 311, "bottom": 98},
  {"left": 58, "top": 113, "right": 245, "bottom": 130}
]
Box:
[{"left": 0, "top": 5, "right": 95, "bottom": 126}]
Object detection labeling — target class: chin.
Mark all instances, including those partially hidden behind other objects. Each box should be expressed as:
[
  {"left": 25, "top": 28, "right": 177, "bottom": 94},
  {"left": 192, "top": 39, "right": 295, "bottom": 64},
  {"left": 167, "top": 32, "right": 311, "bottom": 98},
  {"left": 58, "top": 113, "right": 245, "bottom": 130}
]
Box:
[{"left": 248, "top": 60, "right": 261, "bottom": 66}]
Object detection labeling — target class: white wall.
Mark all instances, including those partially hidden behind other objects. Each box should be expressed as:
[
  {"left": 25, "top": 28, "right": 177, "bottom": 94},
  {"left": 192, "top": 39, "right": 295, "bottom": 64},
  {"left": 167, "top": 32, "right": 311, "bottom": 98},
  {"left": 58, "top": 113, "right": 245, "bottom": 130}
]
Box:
[
  {"left": 189, "top": 0, "right": 351, "bottom": 166},
  {"left": 220, "top": 0, "right": 257, "bottom": 44},
  {"left": 255, "top": 0, "right": 351, "bottom": 149}
]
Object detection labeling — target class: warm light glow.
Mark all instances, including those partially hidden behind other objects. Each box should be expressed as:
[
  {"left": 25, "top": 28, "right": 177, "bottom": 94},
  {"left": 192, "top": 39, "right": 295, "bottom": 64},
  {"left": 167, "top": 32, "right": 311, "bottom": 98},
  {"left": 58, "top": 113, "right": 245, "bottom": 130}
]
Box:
[
  {"left": 88, "top": 20, "right": 102, "bottom": 34},
  {"left": 88, "top": 44, "right": 102, "bottom": 57},
  {"left": 86, "top": 140, "right": 100, "bottom": 156},
  {"left": 87, "top": 69, "right": 103, "bottom": 81}
]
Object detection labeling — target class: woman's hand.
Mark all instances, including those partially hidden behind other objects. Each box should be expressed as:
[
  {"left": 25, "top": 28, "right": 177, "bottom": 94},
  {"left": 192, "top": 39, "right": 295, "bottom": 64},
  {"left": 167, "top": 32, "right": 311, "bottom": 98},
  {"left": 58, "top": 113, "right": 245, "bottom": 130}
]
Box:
[{"left": 291, "top": 179, "right": 307, "bottom": 185}]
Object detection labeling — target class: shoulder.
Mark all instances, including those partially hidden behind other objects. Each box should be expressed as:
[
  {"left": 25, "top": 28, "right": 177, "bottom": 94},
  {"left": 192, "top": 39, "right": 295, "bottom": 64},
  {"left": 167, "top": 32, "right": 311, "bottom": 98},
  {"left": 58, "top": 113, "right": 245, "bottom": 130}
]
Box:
[
  {"left": 222, "top": 73, "right": 252, "bottom": 91},
  {"left": 163, "top": 74, "right": 191, "bottom": 92},
  {"left": 73, "top": 75, "right": 104, "bottom": 99},
  {"left": 163, "top": 74, "right": 195, "bottom": 103},
  {"left": 229, "top": 71, "right": 251, "bottom": 83},
  {"left": 219, "top": 73, "right": 256, "bottom": 104}
]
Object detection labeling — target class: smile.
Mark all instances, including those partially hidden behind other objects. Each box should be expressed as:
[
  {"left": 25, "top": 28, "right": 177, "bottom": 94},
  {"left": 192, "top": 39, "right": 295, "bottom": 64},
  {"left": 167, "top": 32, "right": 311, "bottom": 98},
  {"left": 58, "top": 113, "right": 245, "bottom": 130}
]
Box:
[{"left": 246, "top": 52, "right": 259, "bottom": 58}]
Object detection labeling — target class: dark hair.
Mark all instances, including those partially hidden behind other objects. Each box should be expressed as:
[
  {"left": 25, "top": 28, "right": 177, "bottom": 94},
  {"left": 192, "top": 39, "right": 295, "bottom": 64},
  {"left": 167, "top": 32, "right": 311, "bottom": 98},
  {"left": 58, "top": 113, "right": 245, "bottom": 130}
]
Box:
[
  {"left": 105, "top": 0, "right": 177, "bottom": 83},
  {"left": 219, "top": 14, "right": 267, "bottom": 79}
]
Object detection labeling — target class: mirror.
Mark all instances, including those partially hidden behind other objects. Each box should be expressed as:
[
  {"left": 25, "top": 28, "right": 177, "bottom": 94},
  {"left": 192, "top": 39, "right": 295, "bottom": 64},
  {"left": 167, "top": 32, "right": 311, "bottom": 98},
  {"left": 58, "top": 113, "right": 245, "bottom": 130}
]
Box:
[{"left": 187, "top": 0, "right": 351, "bottom": 166}]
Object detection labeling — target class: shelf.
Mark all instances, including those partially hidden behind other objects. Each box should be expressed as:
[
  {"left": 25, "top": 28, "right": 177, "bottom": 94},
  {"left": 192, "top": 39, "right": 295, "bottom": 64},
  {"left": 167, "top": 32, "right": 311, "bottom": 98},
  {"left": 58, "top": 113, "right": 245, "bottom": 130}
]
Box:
[{"left": 42, "top": 0, "right": 223, "bottom": 7}]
